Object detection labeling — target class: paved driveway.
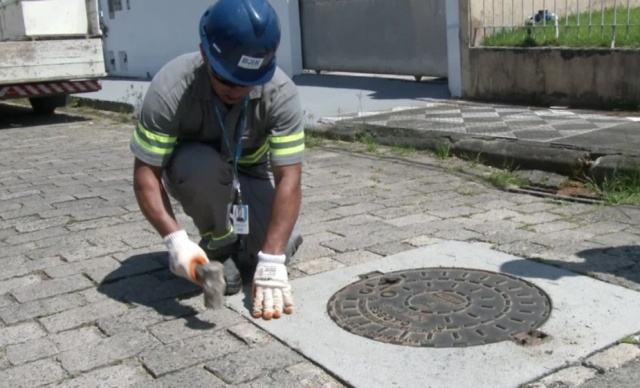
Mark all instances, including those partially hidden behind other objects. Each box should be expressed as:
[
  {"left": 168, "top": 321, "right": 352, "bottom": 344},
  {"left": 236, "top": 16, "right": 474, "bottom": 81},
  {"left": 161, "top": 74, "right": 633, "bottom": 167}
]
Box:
[{"left": 0, "top": 103, "right": 639, "bottom": 387}]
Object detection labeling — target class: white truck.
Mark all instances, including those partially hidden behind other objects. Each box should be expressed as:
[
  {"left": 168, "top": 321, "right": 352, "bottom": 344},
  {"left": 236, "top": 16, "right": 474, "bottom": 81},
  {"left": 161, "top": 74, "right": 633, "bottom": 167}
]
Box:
[{"left": 0, "top": 0, "right": 106, "bottom": 114}]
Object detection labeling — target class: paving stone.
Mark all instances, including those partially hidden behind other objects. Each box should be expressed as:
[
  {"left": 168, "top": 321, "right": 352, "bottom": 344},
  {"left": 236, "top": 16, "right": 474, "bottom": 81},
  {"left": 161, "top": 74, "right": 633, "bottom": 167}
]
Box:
[
  {"left": 366, "top": 241, "right": 417, "bottom": 256},
  {"left": 40, "top": 299, "right": 130, "bottom": 333},
  {"left": 205, "top": 341, "right": 304, "bottom": 384},
  {"left": 293, "top": 243, "right": 336, "bottom": 262},
  {"left": 58, "top": 330, "right": 160, "bottom": 373},
  {"left": 98, "top": 306, "right": 171, "bottom": 336},
  {"left": 571, "top": 221, "right": 629, "bottom": 235},
  {"left": 590, "top": 232, "right": 640, "bottom": 247},
  {"left": 432, "top": 228, "right": 482, "bottom": 242},
  {"left": 426, "top": 205, "right": 483, "bottom": 219},
  {"left": 4, "top": 227, "right": 68, "bottom": 246},
  {"left": 0, "top": 292, "right": 86, "bottom": 325},
  {"left": 0, "top": 274, "right": 42, "bottom": 295},
  {"left": 0, "top": 321, "right": 46, "bottom": 347},
  {"left": 0, "top": 294, "right": 15, "bottom": 310},
  {"left": 14, "top": 216, "right": 71, "bottom": 233},
  {"left": 148, "top": 307, "right": 243, "bottom": 344},
  {"left": 0, "top": 215, "right": 41, "bottom": 231},
  {"left": 529, "top": 230, "right": 596, "bottom": 248},
  {"left": 285, "top": 362, "right": 346, "bottom": 388},
  {"left": 65, "top": 216, "right": 128, "bottom": 232},
  {"left": 584, "top": 343, "right": 640, "bottom": 372},
  {"left": 0, "top": 350, "right": 9, "bottom": 370},
  {"left": 510, "top": 212, "right": 565, "bottom": 225},
  {"left": 51, "top": 326, "right": 104, "bottom": 352},
  {"left": 538, "top": 366, "right": 598, "bottom": 387},
  {"left": 5, "top": 337, "right": 58, "bottom": 365},
  {"left": 0, "top": 256, "right": 64, "bottom": 282},
  {"left": 383, "top": 213, "right": 440, "bottom": 227},
  {"left": 468, "top": 209, "right": 521, "bottom": 222},
  {"left": 511, "top": 201, "right": 559, "bottom": 214},
  {"left": 527, "top": 220, "right": 579, "bottom": 234},
  {"left": 333, "top": 250, "right": 383, "bottom": 266},
  {"left": 0, "top": 358, "right": 66, "bottom": 388},
  {"left": 405, "top": 235, "right": 446, "bottom": 247},
  {"left": 58, "top": 241, "right": 131, "bottom": 262},
  {"left": 44, "top": 256, "right": 120, "bottom": 279},
  {"left": 293, "top": 257, "right": 345, "bottom": 275},
  {"left": 136, "top": 366, "right": 227, "bottom": 387},
  {"left": 94, "top": 274, "right": 164, "bottom": 303},
  {"left": 52, "top": 364, "right": 153, "bottom": 388},
  {"left": 140, "top": 331, "right": 246, "bottom": 377},
  {"left": 26, "top": 239, "right": 93, "bottom": 260},
  {"left": 227, "top": 322, "right": 271, "bottom": 346},
  {"left": 11, "top": 274, "right": 93, "bottom": 303}
]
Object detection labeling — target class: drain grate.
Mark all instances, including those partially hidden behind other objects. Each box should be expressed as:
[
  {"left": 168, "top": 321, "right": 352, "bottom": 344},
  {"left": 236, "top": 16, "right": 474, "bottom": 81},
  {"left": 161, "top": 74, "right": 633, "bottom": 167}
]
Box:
[{"left": 327, "top": 268, "right": 552, "bottom": 348}]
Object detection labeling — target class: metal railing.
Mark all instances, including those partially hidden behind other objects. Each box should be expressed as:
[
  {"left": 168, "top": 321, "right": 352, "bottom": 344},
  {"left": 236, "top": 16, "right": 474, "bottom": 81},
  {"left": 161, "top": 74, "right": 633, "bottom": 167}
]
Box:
[{"left": 472, "top": 0, "right": 640, "bottom": 48}]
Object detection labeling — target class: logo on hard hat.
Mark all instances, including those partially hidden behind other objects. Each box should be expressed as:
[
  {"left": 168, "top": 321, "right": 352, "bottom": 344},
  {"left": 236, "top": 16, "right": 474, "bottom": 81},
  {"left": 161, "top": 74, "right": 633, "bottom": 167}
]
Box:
[{"left": 238, "top": 55, "right": 264, "bottom": 70}]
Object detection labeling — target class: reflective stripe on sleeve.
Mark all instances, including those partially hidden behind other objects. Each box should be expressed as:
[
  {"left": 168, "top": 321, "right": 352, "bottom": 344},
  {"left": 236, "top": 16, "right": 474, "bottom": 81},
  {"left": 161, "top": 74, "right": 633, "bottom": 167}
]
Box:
[
  {"left": 269, "top": 131, "right": 305, "bottom": 156},
  {"left": 133, "top": 122, "right": 177, "bottom": 156}
]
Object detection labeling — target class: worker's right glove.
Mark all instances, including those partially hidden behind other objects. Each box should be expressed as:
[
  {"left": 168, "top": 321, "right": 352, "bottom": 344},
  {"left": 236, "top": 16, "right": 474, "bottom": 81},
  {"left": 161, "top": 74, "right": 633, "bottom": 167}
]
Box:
[{"left": 163, "top": 230, "right": 209, "bottom": 284}]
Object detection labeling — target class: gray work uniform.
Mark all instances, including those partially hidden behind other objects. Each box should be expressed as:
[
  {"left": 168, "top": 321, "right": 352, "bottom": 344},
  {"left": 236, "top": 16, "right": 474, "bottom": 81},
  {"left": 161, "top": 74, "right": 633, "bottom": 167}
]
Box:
[{"left": 129, "top": 52, "right": 304, "bottom": 264}]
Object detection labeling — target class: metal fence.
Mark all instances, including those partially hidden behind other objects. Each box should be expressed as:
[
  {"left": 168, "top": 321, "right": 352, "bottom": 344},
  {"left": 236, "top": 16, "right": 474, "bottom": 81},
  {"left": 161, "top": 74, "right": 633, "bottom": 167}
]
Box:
[{"left": 471, "top": 0, "right": 640, "bottom": 47}]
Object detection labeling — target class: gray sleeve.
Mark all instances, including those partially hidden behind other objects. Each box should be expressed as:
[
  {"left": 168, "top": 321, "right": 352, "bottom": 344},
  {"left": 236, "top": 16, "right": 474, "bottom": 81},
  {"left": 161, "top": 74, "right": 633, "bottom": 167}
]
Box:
[
  {"left": 266, "top": 80, "right": 305, "bottom": 166},
  {"left": 129, "top": 79, "right": 181, "bottom": 167}
]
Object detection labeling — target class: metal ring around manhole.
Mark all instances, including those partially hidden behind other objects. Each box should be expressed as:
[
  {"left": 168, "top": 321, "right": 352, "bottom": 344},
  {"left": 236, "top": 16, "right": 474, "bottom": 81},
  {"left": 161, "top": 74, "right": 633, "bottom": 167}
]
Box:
[{"left": 327, "top": 268, "right": 552, "bottom": 348}]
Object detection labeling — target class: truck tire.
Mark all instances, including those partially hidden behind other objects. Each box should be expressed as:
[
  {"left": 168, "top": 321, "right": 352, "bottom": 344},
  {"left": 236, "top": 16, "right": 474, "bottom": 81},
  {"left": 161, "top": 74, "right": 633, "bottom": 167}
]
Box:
[{"left": 29, "top": 95, "right": 69, "bottom": 115}]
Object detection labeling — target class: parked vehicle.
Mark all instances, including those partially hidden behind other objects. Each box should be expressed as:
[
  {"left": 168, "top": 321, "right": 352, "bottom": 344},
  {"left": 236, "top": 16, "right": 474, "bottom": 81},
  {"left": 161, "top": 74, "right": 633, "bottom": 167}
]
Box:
[{"left": 0, "top": 0, "right": 106, "bottom": 114}]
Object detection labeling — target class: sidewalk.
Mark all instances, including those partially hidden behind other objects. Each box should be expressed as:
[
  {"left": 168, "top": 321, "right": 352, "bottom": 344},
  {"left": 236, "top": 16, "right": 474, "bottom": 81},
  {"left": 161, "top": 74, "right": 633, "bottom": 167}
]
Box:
[{"left": 84, "top": 73, "right": 640, "bottom": 180}]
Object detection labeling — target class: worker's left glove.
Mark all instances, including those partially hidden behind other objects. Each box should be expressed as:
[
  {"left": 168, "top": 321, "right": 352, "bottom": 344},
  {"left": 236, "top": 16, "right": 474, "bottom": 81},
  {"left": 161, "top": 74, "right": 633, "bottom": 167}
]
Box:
[{"left": 252, "top": 251, "right": 294, "bottom": 320}]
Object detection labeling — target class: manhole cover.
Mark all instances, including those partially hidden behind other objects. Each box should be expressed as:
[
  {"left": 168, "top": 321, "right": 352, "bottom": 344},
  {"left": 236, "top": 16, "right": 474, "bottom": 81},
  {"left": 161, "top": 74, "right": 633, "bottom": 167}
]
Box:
[{"left": 327, "top": 268, "right": 552, "bottom": 347}]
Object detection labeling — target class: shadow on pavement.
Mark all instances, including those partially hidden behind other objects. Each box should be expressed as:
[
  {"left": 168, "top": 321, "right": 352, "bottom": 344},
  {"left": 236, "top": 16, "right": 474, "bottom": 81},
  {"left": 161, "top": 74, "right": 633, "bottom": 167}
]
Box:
[
  {"left": 0, "top": 102, "right": 89, "bottom": 130},
  {"left": 292, "top": 73, "right": 450, "bottom": 100},
  {"left": 499, "top": 245, "right": 640, "bottom": 288},
  {"left": 97, "top": 251, "right": 215, "bottom": 330}
]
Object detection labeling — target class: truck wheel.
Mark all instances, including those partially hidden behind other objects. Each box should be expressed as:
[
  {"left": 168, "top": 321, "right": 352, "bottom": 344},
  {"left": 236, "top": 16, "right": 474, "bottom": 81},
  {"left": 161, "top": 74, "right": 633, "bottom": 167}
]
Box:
[{"left": 29, "top": 95, "right": 69, "bottom": 115}]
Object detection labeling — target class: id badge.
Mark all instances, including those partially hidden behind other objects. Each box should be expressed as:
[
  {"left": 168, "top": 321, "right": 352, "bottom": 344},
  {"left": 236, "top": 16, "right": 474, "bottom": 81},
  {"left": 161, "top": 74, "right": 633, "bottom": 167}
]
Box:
[{"left": 232, "top": 204, "right": 249, "bottom": 234}]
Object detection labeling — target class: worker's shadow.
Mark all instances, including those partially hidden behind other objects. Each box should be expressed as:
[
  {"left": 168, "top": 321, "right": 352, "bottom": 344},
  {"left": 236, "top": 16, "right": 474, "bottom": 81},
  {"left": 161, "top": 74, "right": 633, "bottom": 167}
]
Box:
[
  {"left": 499, "top": 245, "right": 640, "bottom": 287},
  {"left": 96, "top": 251, "right": 216, "bottom": 330}
]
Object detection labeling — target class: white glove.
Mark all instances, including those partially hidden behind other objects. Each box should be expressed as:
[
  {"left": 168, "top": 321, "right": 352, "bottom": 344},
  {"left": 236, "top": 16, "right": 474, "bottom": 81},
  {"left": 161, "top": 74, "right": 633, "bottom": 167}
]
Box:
[
  {"left": 252, "top": 251, "right": 294, "bottom": 320},
  {"left": 163, "top": 230, "right": 209, "bottom": 284}
]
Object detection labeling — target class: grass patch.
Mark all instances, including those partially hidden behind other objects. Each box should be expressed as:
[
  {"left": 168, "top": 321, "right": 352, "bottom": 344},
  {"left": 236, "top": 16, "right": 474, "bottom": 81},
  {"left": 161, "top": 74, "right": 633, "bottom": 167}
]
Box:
[
  {"left": 487, "top": 170, "right": 528, "bottom": 189},
  {"left": 305, "top": 131, "right": 325, "bottom": 148},
  {"left": 483, "top": 6, "right": 640, "bottom": 47},
  {"left": 391, "top": 143, "right": 417, "bottom": 156},
  {"left": 586, "top": 170, "right": 640, "bottom": 205},
  {"left": 619, "top": 335, "right": 640, "bottom": 345},
  {"left": 436, "top": 143, "right": 452, "bottom": 159},
  {"left": 358, "top": 133, "right": 379, "bottom": 153}
]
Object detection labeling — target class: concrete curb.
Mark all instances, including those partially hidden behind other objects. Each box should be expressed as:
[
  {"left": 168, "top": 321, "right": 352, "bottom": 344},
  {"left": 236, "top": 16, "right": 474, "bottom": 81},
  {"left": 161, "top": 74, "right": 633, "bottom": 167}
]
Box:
[
  {"left": 69, "top": 97, "right": 135, "bottom": 114},
  {"left": 311, "top": 121, "right": 640, "bottom": 183}
]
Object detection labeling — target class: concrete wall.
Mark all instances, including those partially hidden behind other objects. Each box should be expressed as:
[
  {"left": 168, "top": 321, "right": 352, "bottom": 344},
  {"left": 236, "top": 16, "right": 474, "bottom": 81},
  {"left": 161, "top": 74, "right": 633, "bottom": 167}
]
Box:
[
  {"left": 99, "top": 0, "right": 302, "bottom": 79},
  {"left": 463, "top": 47, "right": 640, "bottom": 108}
]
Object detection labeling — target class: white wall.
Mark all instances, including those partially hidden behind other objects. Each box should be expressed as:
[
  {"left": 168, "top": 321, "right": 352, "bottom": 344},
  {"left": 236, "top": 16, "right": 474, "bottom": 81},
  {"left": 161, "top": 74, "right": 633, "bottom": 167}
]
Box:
[{"left": 99, "top": 0, "right": 302, "bottom": 79}]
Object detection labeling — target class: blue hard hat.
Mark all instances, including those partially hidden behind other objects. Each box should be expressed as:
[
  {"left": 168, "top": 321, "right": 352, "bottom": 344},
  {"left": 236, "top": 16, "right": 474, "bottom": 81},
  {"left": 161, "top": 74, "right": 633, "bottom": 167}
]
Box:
[{"left": 199, "top": 0, "right": 281, "bottom": 86}]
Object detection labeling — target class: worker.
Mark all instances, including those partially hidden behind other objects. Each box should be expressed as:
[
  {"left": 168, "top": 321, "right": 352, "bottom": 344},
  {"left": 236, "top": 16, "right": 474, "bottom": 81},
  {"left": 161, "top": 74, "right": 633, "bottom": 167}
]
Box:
[{"left": 129, "top": 0, "right": 304, "bottom": 320}]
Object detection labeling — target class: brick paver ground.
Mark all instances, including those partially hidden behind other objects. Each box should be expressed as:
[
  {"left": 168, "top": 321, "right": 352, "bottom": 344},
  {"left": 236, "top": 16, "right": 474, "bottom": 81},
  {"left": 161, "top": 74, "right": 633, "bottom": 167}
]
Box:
[{"left": 1, "top": 103, "right": 639, "bottom": 387}]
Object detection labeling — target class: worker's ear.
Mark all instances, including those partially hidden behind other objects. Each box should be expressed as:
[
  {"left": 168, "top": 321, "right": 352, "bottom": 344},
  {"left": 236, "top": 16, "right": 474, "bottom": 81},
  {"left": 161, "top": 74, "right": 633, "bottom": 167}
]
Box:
[{"left": 199, "top": 44, "right": 207, "bottom": 64}]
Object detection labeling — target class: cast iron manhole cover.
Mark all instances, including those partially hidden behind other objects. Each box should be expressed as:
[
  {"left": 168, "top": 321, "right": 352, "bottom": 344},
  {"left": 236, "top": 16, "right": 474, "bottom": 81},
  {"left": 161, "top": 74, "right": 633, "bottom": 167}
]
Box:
[{"left": 327, "top": 268, "right": 552, "bottom": 347}]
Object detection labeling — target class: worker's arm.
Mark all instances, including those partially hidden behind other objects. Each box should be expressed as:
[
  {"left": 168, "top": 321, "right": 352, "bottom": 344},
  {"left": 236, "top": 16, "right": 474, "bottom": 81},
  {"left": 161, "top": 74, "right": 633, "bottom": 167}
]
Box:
[
  {"left": 261, "top": 162, "right": 302, "bottom": 255},
  {"left": 133, "top": 157, "right": 210, "bottom": 283},
  {"left": 132, "top": 158, "right": 180, "bottom": 237}
]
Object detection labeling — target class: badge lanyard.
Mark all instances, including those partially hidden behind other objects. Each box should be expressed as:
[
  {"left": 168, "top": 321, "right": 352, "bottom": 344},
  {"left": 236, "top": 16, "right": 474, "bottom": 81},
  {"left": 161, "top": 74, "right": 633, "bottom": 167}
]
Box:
[
  {"left": 214, "top": 98, "right": 248, "bottom": 204},
  {"left": 214, "top": 98, "right": 250, "bottom": 236}
]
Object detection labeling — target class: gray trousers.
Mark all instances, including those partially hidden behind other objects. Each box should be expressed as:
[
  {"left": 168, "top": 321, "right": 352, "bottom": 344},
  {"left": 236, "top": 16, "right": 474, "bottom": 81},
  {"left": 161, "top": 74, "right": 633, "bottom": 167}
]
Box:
[{"left": 164, "top": 142, "right": 302, "bottom": 266}]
